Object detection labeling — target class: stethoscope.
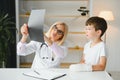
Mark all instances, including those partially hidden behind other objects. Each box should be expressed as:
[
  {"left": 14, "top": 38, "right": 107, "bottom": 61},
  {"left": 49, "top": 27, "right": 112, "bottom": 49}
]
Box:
[{"left": 39, "top": 42, "right": 54, "bottom": 61}]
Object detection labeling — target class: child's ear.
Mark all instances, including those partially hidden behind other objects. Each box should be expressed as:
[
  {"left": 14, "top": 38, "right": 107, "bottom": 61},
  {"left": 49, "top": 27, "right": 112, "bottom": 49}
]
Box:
[{"left": 97, "top": 30, "right": 102, "bottom": 36}]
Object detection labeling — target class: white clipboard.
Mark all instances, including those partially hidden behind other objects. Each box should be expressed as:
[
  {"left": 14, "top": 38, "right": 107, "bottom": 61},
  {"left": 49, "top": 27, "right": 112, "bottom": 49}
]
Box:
[{"left": 23, "top": 69, "right": 66, "bottom": 80}]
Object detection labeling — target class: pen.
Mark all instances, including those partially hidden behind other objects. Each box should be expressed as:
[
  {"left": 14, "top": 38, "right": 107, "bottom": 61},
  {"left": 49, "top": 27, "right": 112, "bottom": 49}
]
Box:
[
  {"left": 52, "top": 74, "right": 66, "bottom": 80},
  {"left": 34, "top": 70, "right": 40, "bottom": 75}
]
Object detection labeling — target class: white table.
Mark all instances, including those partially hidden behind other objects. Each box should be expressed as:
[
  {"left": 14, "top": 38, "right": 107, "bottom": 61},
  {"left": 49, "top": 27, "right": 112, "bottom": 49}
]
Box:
[{"left": 0, "top": 68, "right": 113, "bottom": 80}]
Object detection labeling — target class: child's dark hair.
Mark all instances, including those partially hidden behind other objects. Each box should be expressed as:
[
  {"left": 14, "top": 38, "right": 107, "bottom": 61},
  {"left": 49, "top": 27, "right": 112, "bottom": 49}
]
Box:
[{"left": 85, "top": 16, "right": 107, "bottom": 37}]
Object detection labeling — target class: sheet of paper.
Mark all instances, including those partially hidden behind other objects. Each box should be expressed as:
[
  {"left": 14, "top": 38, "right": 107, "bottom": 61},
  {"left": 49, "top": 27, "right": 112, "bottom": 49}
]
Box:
[
  {"left": 28, "top": 9, "right": 45, "bottom": 42},
  {"left": 23, "top": 69, "right": 66, "bottom": 80}
]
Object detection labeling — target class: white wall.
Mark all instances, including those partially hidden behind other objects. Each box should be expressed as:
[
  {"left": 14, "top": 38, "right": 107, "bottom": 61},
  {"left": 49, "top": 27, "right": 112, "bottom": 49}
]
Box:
[{"left": 92, "top": 0, "right": 120, "bottom": 71}]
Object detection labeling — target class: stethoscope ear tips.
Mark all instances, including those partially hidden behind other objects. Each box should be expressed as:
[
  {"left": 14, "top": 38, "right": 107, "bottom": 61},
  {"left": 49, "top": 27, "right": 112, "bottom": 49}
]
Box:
[{"left": 42, "top": 57, "right": 48, "bottom": 59}]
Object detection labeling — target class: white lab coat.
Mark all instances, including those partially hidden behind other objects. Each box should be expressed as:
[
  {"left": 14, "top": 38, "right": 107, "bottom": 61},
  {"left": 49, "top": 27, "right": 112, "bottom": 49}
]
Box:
[{"left": 17, "top": 41, "right": 67, "bottom": 69}]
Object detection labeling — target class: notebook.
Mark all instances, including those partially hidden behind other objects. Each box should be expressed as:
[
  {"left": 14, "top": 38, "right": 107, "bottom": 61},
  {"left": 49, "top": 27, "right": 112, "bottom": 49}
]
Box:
[
  {"left": 23, "top": 69, "right": 66, "bottom": 80},
  {"left": 28, "top": 9, "right": 45, "bottom": 42}
]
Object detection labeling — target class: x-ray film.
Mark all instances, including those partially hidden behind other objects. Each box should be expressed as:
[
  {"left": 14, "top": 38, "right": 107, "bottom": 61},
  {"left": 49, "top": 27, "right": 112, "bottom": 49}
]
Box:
[{"left": 28, "top": 9, "right": 45, "bottom": 42}]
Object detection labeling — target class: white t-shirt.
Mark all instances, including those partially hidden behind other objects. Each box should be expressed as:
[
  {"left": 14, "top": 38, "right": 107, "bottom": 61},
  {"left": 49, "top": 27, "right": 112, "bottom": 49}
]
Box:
[{"left": 83, "top": 41, "right": 106, "bottom": 65}]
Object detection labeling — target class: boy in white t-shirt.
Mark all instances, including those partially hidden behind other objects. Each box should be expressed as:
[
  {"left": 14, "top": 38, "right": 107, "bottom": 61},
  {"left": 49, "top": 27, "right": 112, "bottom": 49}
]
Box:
[{"left": 70, "top": 16, "right": 107, "bottom": 71}]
